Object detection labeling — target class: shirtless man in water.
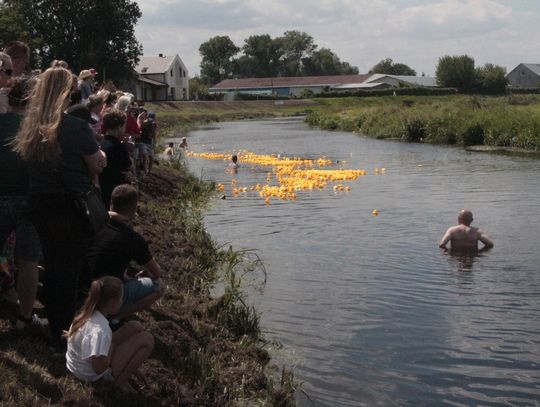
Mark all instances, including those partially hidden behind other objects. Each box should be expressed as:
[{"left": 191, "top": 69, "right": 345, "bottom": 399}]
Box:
[{"left": 439, "top": 210, "right": 494, "bottom": 252}]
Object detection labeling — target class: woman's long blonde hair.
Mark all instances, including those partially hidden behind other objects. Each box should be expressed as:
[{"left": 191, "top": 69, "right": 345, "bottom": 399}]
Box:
[
  {"left": 12, "top": 67, "right": 75, "bottom": 162},
  {"left": 64, "top": 276, "right": 123, "bottom": 338}
]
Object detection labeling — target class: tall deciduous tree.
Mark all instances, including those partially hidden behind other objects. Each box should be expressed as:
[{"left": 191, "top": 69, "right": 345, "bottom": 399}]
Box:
[
  {"left": 302, "top": 48, "right": 358, "bottom": 76},
  {"left": 238, "top": 34, "right": 283, "bottom": 78},
  {"left": 278, "top": 30, "right": 316, "bottom": 77},
  {"left": 1, "top": 0, "right": 142, "bottom": 83},
  {"left": 475, "top": 63, "right": 507, "bottom": 94},
  {"left": 369, "top": 58, "right": 416, "bottom": 76},
  {"left": 436, "top": 55, "right": 476, "bottom": 91},
  {"left": 199, "top": 35, "right": 240, "bottom": 85}
]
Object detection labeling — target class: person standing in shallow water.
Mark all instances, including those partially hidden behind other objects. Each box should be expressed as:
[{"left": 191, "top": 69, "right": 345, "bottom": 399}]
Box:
[
  {"left": 439, "top": 210, "right": 494, "bottom": 252},
  {"left": 228, "top": 154, "right": 239, "bottom": 172}
]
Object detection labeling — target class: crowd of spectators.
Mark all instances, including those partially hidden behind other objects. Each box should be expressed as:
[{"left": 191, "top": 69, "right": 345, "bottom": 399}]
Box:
[{"left": 0, "top": 41, "right": 165, "bottom": 392}]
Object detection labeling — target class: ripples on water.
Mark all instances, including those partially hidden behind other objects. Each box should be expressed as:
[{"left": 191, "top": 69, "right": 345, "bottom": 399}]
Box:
[{"left": 180, "top": 118, "right": 540, "bottom": 406}]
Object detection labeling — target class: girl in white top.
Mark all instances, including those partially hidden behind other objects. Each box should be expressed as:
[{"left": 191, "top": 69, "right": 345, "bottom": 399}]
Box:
[{"left": 65, "top": 276, "right": 154, "bottom": 392}]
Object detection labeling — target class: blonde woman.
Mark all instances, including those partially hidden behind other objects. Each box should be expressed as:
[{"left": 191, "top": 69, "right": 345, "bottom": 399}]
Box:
[
  {"left": 13, "top": 67, "right": 106, "bottom": 351},
  {"left": 65, "top": 276, "right": 154, "bottom": 392}
]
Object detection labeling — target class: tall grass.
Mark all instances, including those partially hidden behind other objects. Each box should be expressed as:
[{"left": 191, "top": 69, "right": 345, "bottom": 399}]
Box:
[{"left": 304, "top": 95, "right": 540, "bottom": 150}]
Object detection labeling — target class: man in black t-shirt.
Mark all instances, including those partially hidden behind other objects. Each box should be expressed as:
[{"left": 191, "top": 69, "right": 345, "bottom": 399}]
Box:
[{"left": 84, "top": 184, "right": 164, "bottom": 320}]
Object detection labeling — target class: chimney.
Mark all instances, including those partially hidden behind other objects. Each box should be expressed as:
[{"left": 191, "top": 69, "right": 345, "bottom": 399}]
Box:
[{"left": 159, "top": 53, "right": 164, "bottom": 58}]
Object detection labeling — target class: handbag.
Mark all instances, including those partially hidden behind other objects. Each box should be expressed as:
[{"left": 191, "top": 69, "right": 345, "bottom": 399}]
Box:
[{"left": 72, "top": 184, "right": 110, "bottom": 237}]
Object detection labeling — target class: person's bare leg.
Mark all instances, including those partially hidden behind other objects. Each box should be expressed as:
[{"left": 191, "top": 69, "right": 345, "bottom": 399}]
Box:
[
  {"left": 114, "top": 290, "right": 162, "bottom": 320},
  {"left": 17, "top": 260, "right": 39, "bottom": 319},
  {"left": 111, "top": 331, "right": 154, "bottom": 389},
  {"left": 113, "top": 320, "right": 144, "bottom": 345}
]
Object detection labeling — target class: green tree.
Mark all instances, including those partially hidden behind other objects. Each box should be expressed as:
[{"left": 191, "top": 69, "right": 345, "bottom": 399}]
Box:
[
  {"left": 0, "top": 3, "right": 35, "bottom": 46},
  {"left": 302, "top": 48, "right": 358, "bottom": 76},
  {"left": 238, "top": 34, "right": 283, "bottom": 77},
  {"left": 436, "top": 55, "right": 476, "bottom": 91},
  {"left": 199, "top": 35, "right": 240, "bottom": 85},
  {"left": 1, "top": 0, "right": 142, "bottom": 82},
  {"left": 369, "top": 58, "right": 416, "bottom": 76},
  {"left": 475, "top": 63, "right": 507, "bottom": 94},
  {"left": 189, "top": 76, "right": 209, "bottom": 100},
  {"left": 278, "top": 30, "right": 316, "bottom": 76}
]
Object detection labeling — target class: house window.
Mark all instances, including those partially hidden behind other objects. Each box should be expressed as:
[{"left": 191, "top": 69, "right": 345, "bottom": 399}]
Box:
[
  {"left": 183, "top": 70, "right": 186, "bottom": 78},
  {"left": 170, "top": 69, "right": 173, "bottom": 77}
]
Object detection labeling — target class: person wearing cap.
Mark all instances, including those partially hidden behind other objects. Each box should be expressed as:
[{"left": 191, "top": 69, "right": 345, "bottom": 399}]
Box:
[
  {"left": 99, "top": 109, "right": 134, "bottom": 208},
  {"left": 78, "top": 69, "right": 95, "bottom": 103}
]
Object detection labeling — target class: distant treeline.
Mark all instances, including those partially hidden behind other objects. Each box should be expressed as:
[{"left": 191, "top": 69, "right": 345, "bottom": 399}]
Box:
[{"left": 198, "top": 31, "right": 359, "bottom": 85}]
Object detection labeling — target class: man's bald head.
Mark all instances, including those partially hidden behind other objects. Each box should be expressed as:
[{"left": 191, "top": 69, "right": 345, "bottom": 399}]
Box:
[{"left": 458, "top": 210, "right": 473, "bottom": 226}]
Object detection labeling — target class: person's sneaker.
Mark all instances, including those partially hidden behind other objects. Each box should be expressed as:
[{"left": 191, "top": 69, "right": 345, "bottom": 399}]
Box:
[{"left": 14, "top": 314, "right": 49, "bottom": 330}]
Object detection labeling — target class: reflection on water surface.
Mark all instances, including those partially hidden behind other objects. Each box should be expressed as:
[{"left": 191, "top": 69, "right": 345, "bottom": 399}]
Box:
[{"left": 182, "top": 118, "right": 540, "bottom": 406}]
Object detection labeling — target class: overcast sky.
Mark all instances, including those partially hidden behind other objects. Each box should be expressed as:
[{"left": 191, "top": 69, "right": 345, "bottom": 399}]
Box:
[{"left": 135, "top": 0, "right": 540, "bottom": 77}]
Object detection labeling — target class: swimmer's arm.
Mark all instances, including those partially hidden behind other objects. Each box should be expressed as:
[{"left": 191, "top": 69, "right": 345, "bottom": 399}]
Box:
[
  {"left": 478, "top": 231, "right": 494, "bottom": 251},
  {"left": 439, "top": 229, "right": 452, "bottom": 249}
]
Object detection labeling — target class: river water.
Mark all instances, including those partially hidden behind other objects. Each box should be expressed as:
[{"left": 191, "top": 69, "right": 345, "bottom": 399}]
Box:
[{"left": 182, "top": 118, "right": 540, "bottom": 406}]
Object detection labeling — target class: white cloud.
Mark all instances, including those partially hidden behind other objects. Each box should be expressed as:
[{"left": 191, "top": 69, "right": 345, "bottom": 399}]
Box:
[{"left": 134, "top": 0, "right": 540, "bottom": 77}]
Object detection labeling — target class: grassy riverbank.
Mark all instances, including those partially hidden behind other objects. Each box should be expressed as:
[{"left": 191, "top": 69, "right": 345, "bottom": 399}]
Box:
[
  {"left": 304, "top": 95, "right": 540, "bottom": 151},
  {"left": 150, "top": 95, "right": 540, "bottom": 152},
  {"left": 0, "top": 164, "right": 295, "bottom": 406}
]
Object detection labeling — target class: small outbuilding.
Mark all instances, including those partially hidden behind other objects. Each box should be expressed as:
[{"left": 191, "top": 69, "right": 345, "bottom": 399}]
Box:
[{"left": 506, "top": 63, "right": 540, "bottom": 89}]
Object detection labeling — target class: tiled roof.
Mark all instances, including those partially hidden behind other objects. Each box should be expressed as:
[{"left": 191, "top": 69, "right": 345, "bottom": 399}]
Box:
[
  {"left": 135, "top": 56, "right": 175, "bottom": 74},
  {"left": 211, "top": 74, "right": 370, "bottom": 89}
]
